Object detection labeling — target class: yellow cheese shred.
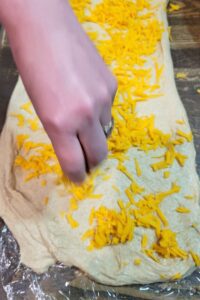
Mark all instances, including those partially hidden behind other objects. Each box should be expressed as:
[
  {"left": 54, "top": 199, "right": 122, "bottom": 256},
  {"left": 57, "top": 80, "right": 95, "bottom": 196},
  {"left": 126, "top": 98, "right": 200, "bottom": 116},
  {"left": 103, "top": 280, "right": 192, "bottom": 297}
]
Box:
[
  {"left": 176, "top": 206, "right": 191, "bottom": 214},
  {"left": 134, "top": 158, "right": 142, "bottom": 177},
  {"left": 43, "top": 197, "right": 49, "bottom": 206},
  {"left": 20, "top": 102, "right": 33, "bottom": 114},
  {"left": 141, "top": 234, "right": 148, "bottom": 249},
  {"left": 134, "top": 258, "right": 142, "bottom": 266},
  {"left": 12, "top": 113, "right": 25, "bottom": 127},
  {"left": 171, "top": 273, "right": 182, "bottom": 280},
  {"left": 190, "top": 251, "right": 200, "bottom": 267},
  {"left": 176, "top": 72, "right": 187, "bottom": 79},
  {"left": 163, "top": 171, "right": 170, "bottom": 179},
  {"left": 66, "top": 213, "right": 79, "bottom": 229}
]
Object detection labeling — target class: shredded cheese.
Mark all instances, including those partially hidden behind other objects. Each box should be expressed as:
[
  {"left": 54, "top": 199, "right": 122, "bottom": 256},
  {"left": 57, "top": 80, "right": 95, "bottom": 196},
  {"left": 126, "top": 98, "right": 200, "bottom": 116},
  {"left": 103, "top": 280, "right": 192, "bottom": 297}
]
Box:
[
  {"left": 134, "top": 158, "right": 142, "bottom": 177},
  {"left": 141, "top": 234, "right": 148, "bottom": 249},
  {"left": 66, "top": 213, "right": 79, "bottom": 228},
  {"left": 176, "top": 206, "right": 191, "bottom": 213},
  {"left": 134, "top": 258, "right": 142, "bottom": 266},
  {"left": 43, "top": 197, "right": 49, "bottom": 206},
  {"left": 190, "top": 251, "right": 200, "bottom": 267},
  {"left": 171, "top": 273, "right": 182, "bottom": 280},
  {"left": 12, "top": 114, "right": 25, "bottom": 127},
  {"left": 176, "top": 72, "right": 187, "bottom": 79},
  {"left": 20, "top": 102, "right": 33, "bottom": 114}
]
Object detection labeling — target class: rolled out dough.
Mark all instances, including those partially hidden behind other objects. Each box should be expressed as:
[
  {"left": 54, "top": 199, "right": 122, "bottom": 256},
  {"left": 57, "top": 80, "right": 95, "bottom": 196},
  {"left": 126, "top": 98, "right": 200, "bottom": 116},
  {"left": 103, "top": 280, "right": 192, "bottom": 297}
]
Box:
[{"left": 0, "top": 0, "right": 199, "bottom": 285}]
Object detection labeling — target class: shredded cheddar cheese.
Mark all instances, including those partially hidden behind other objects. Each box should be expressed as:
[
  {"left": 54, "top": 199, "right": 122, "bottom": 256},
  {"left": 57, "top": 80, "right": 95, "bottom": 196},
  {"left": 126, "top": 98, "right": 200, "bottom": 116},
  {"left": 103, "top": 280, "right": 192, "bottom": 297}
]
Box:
[
  {"left": 134, "top": 158, "right": 142, "bottom": 177},
  {"left": 12, "top": 114, "right": 25, "bottom": 127},
  {"left": 176, "top": 206, "right": 191, "bottom": 214},
  {"left": 190, "top": 251, "right": 200, "bottom": 267},
  {"left": 184, "top": 195, "right": 194, "bottom": 200},
  {"left": 171, "top": 273, "right": 182, "bottom": 280},
  {"left": 28, "top": 118, "right": 40, "bottom": 131},
  {"left": 134, "top": 258, "right": 142, "bottom": 266},
  {"left": 176, "top": 72, "right": 187, "bottom": 79},
  {"left": 66, "top": 213, "right": 79, "bottom": 228},
  {"left": 20, "top": 102, "right": 32, "bottom": 115},
  {"left": 163, "top": 171, "right": 170, "bottom": 179},
  {"left": 43, "top": 197, "right": 49, "bottom": 206},
  {"left": 141, "top": 234, "right": 148, "bottom": 249},
  {"left": 168, "top": 3, "right": 182, "bottom": 13}
]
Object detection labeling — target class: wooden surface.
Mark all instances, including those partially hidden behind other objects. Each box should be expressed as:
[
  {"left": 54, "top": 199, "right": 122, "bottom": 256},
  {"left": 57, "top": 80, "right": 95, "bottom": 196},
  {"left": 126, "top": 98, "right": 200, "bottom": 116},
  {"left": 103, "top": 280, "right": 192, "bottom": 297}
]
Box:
[
  {"left": 168, "top": 0, "right": 200, "bottom": 175},
  {"left": 0, "top": 1, "right": 200, "bottom": 299}
]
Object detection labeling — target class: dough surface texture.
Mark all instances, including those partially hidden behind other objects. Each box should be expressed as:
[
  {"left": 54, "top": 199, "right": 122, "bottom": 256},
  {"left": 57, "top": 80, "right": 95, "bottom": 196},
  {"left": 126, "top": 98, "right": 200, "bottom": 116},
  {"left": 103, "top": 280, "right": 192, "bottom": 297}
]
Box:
[{"left": 0, "top": 0, "right": 200, "bottom": 285}]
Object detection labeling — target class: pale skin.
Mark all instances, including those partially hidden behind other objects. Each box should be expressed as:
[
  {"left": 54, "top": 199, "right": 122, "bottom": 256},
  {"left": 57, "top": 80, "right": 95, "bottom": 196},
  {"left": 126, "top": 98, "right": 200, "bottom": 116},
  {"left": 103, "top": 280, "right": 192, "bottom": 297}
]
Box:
[{"left": 0, "top": 0, "right": 117, "bottom": 183}]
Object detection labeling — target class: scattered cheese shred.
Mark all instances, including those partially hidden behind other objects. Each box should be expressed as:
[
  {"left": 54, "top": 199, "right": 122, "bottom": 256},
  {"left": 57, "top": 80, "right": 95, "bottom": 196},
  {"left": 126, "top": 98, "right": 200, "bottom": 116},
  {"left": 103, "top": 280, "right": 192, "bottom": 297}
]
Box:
[
  {"left": 16, "top": 134, "right": 29, "bottom": 150},
  {"left": 153, "top": 229, "right": 188, "bottom": 259},
  {"left": 66, "top": 213, "right": 79, "bottom": 228},
  {"left": 176, "top": 119, "right": 185, "bottom": 125},
  {"left": 28, "top": 118, "right": 40, "bottom": 131},
  {"left": 20, "top": 102, "right": 32, "bottom": 114},
  {"left": 171, "top": 273, "right": 182, "bottom": 280},
  {"left": 112, "top": 185, "right": 120, "bottom": 194},
  {"left": 41, "top": 179, "right": 47, "bottom": 187},
  {"left": 141, "top": 234, "right": 148, "bottom": 249},
  {"left": 176, "top": 206, "right": 191, "bottom": 214},
  {"left": 134, "top": 258, "right": 142, "bottom": 266},
  {"left": 168, "top": 26, "right": 173, "bottom": 41},
  {"left": 83, "top": 205, "right": 134, "bottom": 249},
  {"left": 163, "top": 171, "right": 170, "bottom": 179},
  {"left": 190, "top": 251, "right": 200, "bottom": 267},
  {"left": 176, "top": 72, "right": 187, "bottom": 79},
  {"left": 168, "top": 3, "right": 182, "bottom": 13},
  {"left": 12, "top": 113, "right": 25, "bottom": 127},
  {"left": 60, "top": 211, "right": 67, "bottom": 219},
  {"left": 134, "top": 158, "right": 142, "bottom": 177},
  {"left": 184, "top": 195, "right": 194, "bottom": 200},
  {"left": 43, "top": 197, "right": 49, "bottom": 206},
  {"left": 145, "top": 249, "right": 159, "bottom": 262}
]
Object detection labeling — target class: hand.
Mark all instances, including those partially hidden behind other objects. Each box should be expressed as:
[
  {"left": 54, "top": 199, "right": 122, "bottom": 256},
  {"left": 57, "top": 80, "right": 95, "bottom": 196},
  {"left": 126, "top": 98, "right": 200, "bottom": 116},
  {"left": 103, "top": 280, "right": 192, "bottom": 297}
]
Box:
[{"left": 1, "top": 0, "right": 117, "bottom": 183}]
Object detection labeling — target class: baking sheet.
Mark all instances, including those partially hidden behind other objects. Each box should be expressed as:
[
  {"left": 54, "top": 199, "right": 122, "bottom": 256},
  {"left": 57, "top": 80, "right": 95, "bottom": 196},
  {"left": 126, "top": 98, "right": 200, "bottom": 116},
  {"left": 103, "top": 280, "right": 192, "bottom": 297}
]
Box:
[{"left": 0, "top": 21, "right": 200, "bottom": 300}]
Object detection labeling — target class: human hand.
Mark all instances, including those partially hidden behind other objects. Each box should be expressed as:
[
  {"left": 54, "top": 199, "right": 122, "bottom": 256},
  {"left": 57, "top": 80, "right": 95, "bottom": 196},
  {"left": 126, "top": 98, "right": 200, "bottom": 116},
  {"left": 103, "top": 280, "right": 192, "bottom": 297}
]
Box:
[{"left": 1, "top": 0, "right": 117, "bottom": 183}]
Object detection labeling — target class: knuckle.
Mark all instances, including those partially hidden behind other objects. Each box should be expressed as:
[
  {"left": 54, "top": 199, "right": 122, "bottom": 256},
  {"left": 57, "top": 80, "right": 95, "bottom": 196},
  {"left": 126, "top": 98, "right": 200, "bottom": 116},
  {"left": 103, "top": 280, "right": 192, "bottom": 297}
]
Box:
[
  {"left": 101, "top": 84, "right": 110, "bottom": 99},
  {"left": 99, "top": 85, "right": 111, "bottom": 106},
  {"left": 41, "top": 113, "right": 65, "bottom": 134},
  {"left": 80, "top": 100, "right": 95, "bottom": 124}
]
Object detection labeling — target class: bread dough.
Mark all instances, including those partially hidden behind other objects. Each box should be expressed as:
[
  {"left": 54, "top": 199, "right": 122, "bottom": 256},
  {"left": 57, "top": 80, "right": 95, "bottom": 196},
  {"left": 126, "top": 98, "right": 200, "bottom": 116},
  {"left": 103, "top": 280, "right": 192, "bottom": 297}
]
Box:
[{"left": 0, "top": 0, "right": 199, "bottom": 285}]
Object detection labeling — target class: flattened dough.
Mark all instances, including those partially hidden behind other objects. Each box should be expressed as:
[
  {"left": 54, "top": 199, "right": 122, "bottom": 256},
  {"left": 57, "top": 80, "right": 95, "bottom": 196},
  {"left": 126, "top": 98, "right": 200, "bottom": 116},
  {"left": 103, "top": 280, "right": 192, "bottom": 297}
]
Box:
[{"left": 0, "top": 0, "right": 199, "bottom": 285}]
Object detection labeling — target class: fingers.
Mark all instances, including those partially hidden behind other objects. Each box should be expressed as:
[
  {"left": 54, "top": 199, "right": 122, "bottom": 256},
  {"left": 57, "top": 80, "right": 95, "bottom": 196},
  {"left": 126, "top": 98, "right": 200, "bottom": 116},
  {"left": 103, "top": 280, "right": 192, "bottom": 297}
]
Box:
[
  {"left": 49, "top": 132, "right": 86, "bottom": 183},
  {"left": 78, "top": 120, "right": 108, "bottom": 170},
  {"left": 99, "top": 81, "right": 117, "bottom": 126}
]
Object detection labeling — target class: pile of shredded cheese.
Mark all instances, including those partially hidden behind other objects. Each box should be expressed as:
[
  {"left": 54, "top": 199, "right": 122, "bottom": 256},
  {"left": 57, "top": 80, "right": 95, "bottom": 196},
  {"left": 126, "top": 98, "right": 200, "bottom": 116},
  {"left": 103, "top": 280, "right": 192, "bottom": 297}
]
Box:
[{"left": 12, "top": 0, "right": 200, "bottom": 276}]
